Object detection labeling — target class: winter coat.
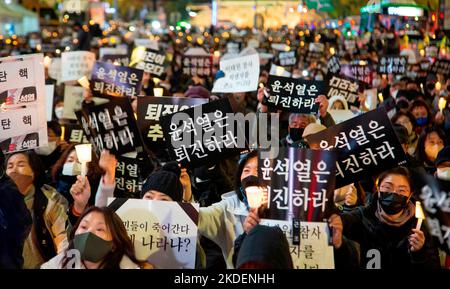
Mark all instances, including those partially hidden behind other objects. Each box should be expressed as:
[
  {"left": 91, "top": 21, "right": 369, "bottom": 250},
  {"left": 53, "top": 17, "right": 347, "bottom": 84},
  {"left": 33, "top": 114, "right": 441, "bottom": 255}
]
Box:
[
  {"left": 340, "top": 198, "right": 441, "bottom": 269},
  {"left": 0, "top": 176, "right": 32, "bottom": 268},
  {"left": 198, "top": 191, "right": 248, "bottom": 269}
]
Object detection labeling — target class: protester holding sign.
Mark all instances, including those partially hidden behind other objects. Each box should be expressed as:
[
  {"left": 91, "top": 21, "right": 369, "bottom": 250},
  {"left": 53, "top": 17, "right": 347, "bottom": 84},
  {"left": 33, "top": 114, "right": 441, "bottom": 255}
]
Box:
[
  {"left": 41, "top": 206, "right": 140, "bottom": 269},
  {"left": 5, "top": 151, "right": 69, "bottom": 269},
  {"left": 333, "top": 167, "right": 440, "bottom": 269}
]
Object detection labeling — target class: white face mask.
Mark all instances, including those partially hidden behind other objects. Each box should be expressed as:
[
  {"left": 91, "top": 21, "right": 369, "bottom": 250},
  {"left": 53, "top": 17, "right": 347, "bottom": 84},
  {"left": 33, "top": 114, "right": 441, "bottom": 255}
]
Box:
[
  {"left": 34, "top": 141, "right": 57, "bottom": 156},
  {"left": 62, "top": 162, "right": 82, "bottom": 176},
  {"left": 391, "top": 89, "right": 398, "bottom": 99},
  {"left": 436, "top": 167, "right": 450, "bottom": 181},
  {"left": 372, "top": 78, "right": 381, "bottom": 88},
  {"left": 315, "top": 74, "right": 324, "bottom": 81},
  {"left": 55, "top": 106, "right": 64, "bottom": 119}
]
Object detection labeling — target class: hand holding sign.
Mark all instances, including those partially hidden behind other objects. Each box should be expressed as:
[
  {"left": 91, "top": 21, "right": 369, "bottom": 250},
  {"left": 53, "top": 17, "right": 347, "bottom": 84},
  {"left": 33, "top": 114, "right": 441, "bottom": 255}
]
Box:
[
  {"left": 328, "top": 214, "right": 343, "bottom": 249},
  {"left": 99, "top": 150, "right": 117, "bottom": 185},
  {"left": 315, "top": 95, "right": 329, "bottom": 118}
]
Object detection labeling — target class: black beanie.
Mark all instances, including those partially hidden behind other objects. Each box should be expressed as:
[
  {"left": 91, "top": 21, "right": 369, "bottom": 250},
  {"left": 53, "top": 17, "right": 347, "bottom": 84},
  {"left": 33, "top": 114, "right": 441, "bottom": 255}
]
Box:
[{"left": 140, "top": 162, "right": 183, "bottom": 202}]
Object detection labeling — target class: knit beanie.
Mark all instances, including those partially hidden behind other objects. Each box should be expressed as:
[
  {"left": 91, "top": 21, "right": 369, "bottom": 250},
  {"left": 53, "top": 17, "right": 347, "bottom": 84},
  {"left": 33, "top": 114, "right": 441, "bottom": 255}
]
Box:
[{"left": 140, "top": 162, "right": 183, "bottom": 202}]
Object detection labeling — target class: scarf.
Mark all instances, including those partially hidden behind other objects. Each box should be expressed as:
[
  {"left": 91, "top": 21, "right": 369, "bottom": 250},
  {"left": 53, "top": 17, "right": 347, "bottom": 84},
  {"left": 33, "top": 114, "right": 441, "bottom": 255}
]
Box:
[{"left": 375, "top": 201, "right": 415, "bottom": 227}]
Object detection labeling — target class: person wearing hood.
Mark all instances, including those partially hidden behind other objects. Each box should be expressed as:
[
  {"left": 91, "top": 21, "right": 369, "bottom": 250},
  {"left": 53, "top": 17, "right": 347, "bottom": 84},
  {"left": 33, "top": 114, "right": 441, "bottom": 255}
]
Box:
[
  {"left": 41, "top": 206, "right": 139, "bottom": 269},
  {"left": 0, "top": 150, "right": 32, "bottom": 269},
  {"left": 235, "top": 225, "right": 293, "bottom": 269},
  {"left": 331, "top": 166, "right": 441, "bottom": 269}
]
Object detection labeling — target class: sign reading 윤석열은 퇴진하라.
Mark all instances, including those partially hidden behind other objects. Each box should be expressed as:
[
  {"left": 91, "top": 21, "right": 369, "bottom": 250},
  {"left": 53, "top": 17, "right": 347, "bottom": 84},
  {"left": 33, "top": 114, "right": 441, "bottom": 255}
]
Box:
[
  {"left": 0, "top": 54, "right": 48, "bottom": 154},
  {"left": 264, "top": 75, "right": 326, "bottom": 114},
  {"left": 304, "top": 108, "right": 407, "bottom": 189},
  {"left": 258, "top": 147, "right": 337, "bottom": 222},
  {"left": 160, "top": 97, "right": 247, "bottom": 169}
]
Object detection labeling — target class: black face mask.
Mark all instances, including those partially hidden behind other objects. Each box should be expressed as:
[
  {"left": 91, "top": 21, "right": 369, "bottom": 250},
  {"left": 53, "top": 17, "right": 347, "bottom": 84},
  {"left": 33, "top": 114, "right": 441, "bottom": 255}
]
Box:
[
  {"left": 378, "top": 191, "right": 409, "bottom": 215},
  {"left": 289, "top": 128, "right": 304, "bottom": 142}
]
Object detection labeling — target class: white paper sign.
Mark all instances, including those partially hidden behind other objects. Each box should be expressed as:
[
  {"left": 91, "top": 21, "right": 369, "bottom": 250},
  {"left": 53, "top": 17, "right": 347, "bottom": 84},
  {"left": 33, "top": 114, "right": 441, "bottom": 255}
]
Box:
[
  {"left": 99, "top": 47, "right": 128, "bottom": 60},
  {"left": 328, "top": 109, "right": 357, "bottom": 124},
  {"left": 108, "top": 198, "right": 199, "bottom": 269},
  {"left": 269, "top": 64, "right": 292, "bottom": 77},
  {"left": 0, "top": 54, "right": 48, "bottom": 153},
  {"left": 48, "top": 57, "right": 62, "bottom": 84},
  {"left": 134, "top": 39, "right": 159, "bottom": 50},
  {"left": 212, "top": 54, "right": 259, "bottom": 93},
  {"left": 61, "top": 51, "right": 96, "bottom": 82},
  {"left": 46, "top": 85, "right": 54, "bottom": 121},
  {"left": 62, "top": 0, "right": 88, "bottom": 13},
  {"left": 260, "top": 219, "right": 335, "bottom": 269},
  {"left": 63, "top": 85, "right": 107, "bottom": 120}
]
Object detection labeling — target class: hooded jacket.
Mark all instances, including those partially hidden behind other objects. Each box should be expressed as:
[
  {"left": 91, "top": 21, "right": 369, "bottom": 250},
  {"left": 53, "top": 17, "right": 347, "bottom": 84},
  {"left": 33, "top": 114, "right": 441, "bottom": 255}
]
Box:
[{"left": 41, "top": 252, "right": 140, "bottom": 269}]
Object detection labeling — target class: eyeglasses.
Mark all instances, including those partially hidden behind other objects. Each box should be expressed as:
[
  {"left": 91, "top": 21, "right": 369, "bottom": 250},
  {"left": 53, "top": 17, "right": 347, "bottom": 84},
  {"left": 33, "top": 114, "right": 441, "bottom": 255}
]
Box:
[{"left": 379, "top": 184, "right": 410, "bottom": 195}]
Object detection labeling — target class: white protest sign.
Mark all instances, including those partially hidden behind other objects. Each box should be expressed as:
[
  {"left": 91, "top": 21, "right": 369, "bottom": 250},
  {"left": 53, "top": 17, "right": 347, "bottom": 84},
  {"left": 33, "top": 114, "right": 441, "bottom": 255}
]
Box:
[
  {"left": 212, "top": 53, "right": 259, "bottom": 93},
  {"left": 48, "top": 57, "right": 62, "bottom": 84},
  {"left": 260, "top": 219, "right": 335, "bottom": 269},
  {"left": 134, "top": 38, "right": 159, "bottom": 50},
  {"left": 309, "top": 42, "right": 325, "bottom": 53},
  {"left": 247, "top": 39, "right": 260, "bottom": 49},
  {"left": 364, "top": 88, "right": 378, "bottom": 111},
  {"left": 45, "top": 85, "right": 54, "bottom": 121},
  {"left": 0, "top": 53, "right": 48, "bottom": 153},
  {"left": 328, "top": 109, "right": 357, "bottom": 124},
  {"left": 63, "top": 85, "right": 107, "bottom": 120},
  {"left": 61, "top": 51, "right": 96, "bottom": 82},
  {"left": 99, "top": 46, "right": 128, "bottom": 60},
  {"left": 62, "top": 0, "right": 88, "bottom": 13},
  {"left": 270, "top": 64, "right": 292, "bottom": 77},
  {"left": 184, "top": 47, "right": 210, "bottom": 56},
  {"left": 271, "top": 43, "right": 289, "bottom": 51},
  {"left": 108, "top": 198, "right": 199, "bottom": 269}
]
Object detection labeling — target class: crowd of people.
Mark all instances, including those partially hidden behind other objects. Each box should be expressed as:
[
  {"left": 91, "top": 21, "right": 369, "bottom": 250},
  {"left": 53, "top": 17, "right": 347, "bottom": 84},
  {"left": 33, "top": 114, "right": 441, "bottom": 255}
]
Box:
[{"left": 0, "top": 18, "right": 449, "bottom": 270}]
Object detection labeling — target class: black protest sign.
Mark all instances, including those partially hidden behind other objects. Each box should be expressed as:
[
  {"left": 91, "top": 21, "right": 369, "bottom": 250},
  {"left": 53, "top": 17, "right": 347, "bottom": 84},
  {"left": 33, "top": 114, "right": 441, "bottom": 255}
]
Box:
[
  {"left": 341, "top": 64, "right": 373, "bottom": 85},
  {"left": 265, "top": 75, "right": 325, "bottom": 113},
  {"left": 91, "top": 61, "right": 143, "bottom": 98},
  {"left": 278, "top": 51, "right": 297, "bottom": 67},
  {"left": 115, "top": 155, "right": 144, "bottom": 199},
  {"left": 75, "top": 97, "right": 144, "bottom": 156},
  {"left": 410, "top": 170, "right": 450, "bottom": 254},
  {"left": 134, "top": 48, "right": 167, "bottom": 78},
  {"left": 137, "top": 96, "right": 208, "bottom": 149},
  {"left": 377, "top": 55, "right": 407, "bottom": 75},
  {"left": 304, "top": 108, "right": 407, "bottom": 188},
  {"left": 101, "top": 54, "right": 130, "bottom": 67},
  {"left": 182, "top": 55, "right": 213, "bottom": 77},
  {"left": 258, "top": 148, "right": 337, "bottom": 222},
  {"left": 326, "top": 74, "right": 362, "bottom": 107},
  {"left": 327, "top": 55, "right": 341, "bottom": 75},
  {"left": 63, "top": 122, "right": 88, "bottom": 144},
  {"left": 160, "top": 97, "right": 246, "bottom": 168},
  {"left": 429, "top": 59, "right": 450, "bottom": 76}
]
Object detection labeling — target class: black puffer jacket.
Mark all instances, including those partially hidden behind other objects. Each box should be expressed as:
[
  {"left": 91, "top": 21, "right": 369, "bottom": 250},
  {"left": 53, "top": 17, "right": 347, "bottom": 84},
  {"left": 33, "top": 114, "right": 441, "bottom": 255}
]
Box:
[
  {"left": 0, "top": 175, "right": 32, "bottom": 268},
  {"left": 340, "top": 197, "right": 441, "bottom": 269}
]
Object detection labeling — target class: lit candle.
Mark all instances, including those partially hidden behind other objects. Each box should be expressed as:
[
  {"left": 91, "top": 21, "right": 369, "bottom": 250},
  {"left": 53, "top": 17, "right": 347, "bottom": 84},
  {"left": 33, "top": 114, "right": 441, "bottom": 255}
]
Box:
[
  {"left": 153, "top": 87, "right": 164, "bottom": 97},
  {"left": 78, "top": 76, "right": 90, "bottom": 89},
  {"left": 75, "top": 144, "right": 92, "bottom": 180},
  {"left": 245, "top": 186, "right": 265, "bottom": 209},
  {"left": 438, "top": 97, "right": 447, "bottom": 113},
  {"left": 415, "top": 201, "right": 425, "bottom": 230}
]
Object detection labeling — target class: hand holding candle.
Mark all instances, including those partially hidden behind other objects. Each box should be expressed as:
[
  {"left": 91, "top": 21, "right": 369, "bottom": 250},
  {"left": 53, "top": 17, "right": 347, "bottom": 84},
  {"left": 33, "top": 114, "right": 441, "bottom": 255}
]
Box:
[{"left": 75, "top": 144, "right": 92, "bottom": 182}]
